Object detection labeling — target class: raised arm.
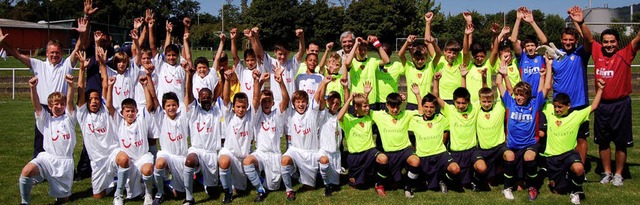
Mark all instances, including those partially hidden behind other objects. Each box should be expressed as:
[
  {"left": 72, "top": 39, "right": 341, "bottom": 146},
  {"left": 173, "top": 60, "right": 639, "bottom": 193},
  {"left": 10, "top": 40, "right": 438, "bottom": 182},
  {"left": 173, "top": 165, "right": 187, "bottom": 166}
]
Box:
[
  {"left": 495, "top": 59, "right": 513, "bottom": 98},
  {"left": 398, "top": 35, "right": 416, "bottom": 65},
  {"left": 106, "top": 77, "right": 116, "bottom": 116},
  {"left": 460, "top": 65, "right": 468, "bottom": 88},
  {"left": 432, "top": 72, "right": 445, "bottom": 108},
  {"left": 132, "top": 17, "right": 144, "bottom": 57},
  {"left": 28, "top": 77, "right": 42, "bottom": 116},
  {"left": 490, "top": 26, "right": 510, "bottom": 66},
  {"left": 295, "top": 29, "right": 305, "bottom": 62},
  {"left": 65, "top": 74, "right": 75, "bottom": 113},
  {"left": 541, "top": 55, "right": 553, "bottom": 97},
  {"left": 147, "top": 9, "right": 158, "bottom": 57},
  {"left": 70, "top": 17, "right": 89, "bottom": 66},
  {"left": 130, "top": 29, "right": 142, "bottom": 66},
  {"left": 222, "top": 69, "right": 233, "bottom": 107},
  {"left": 524, "top": 8, "right": 548, "bottom": 45},
  {"left": 315, "top": 75, "right": 332, "bottom": 110},
  {"left": 318, "top": 42, "right": 334, "bottom": 74},
  {"left": 184, "top": 62, "right": 195, "bottom": 110},
  {"left": 424, "top": 12, "right": 436, "bottom": 57},
  {"left": 340, "top": 74, "right": 350, "bottom": 102},
  {"left": 275, "top": 68, "right": 289, "bottom": 112},
  {"left": 463, "top": 24, "right": 473, "bottom": 65},
  {"left": 369, "top": 35, "right": 389, "bottom": 66},
  {"left": 0, "top": 28, "right": 30, "bottom": 67},
  {"left": 163, "top": 20, "right": 173, "bottom": 55},
  {"left": 344, "top": 37, "right": 362, "bottom": 69},
  {"left": 510, "top": 8, "right": 525, "bottom": 56},
  {"left": 410, "top": 83, "right": 423, "bottom": 114},
  {"left": 568, "top": 6, "right": 593, "bottom": 53},
  {"left": 96, "top": 46, "right": 109, "bottom": 99},
  {"left": 590, "top": 79, "right": 605, "bottom": 112},
  {"left": 80, "top": 0, "right": 97, "bottom": 50},
  {"left": 213, "top": 33, "right": 226, "bottom": 71},
  {"left": 426, "top": 35, "right": 442, "bottom": 66},
  {"left": 252, "top": 70, "right": 267, "bottom": 111},
  {"left": 76, "top": 51, "right": 89, "bottom": 107},
  {"left": 182, "top": 32, "right": 192, "bottom": 65}
]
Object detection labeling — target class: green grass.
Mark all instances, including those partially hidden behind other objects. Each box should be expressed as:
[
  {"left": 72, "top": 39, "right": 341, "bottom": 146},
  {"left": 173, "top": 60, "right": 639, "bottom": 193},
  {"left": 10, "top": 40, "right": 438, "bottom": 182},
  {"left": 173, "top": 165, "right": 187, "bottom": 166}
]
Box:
[{"left": 1, "top": 96, "right": 640, "bottom": 204}]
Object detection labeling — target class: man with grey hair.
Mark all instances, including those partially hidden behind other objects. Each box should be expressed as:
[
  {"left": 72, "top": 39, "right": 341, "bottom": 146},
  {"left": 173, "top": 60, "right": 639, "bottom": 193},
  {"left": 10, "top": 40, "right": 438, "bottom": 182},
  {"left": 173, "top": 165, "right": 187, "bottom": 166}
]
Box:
[{"left": 336, "top": 31, "right": 355, "bottom": 62}]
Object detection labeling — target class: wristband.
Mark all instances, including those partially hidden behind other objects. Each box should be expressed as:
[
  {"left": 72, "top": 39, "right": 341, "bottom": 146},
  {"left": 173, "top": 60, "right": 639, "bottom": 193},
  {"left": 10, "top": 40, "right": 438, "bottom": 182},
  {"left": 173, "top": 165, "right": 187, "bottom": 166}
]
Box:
[{"left": 373, "top": 40, "right": 381, "bottom": 48}]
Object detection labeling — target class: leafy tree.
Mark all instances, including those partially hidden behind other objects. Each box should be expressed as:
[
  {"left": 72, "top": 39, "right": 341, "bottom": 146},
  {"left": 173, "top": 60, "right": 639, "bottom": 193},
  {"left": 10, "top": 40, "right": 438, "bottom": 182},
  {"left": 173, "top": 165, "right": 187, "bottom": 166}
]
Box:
[
  {"left": 245, "top": 0, "right": 299, "bottom": 50},
  {"left": 543, "top": 14, "right": 566, "bottom": 46}
]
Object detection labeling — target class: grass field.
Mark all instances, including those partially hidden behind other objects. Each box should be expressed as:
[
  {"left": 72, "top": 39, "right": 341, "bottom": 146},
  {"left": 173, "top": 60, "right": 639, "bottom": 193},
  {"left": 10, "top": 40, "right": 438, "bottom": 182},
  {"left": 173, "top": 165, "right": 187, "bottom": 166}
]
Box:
[{"left": 1, "top": 95, "right": 639, "bottom": 204}]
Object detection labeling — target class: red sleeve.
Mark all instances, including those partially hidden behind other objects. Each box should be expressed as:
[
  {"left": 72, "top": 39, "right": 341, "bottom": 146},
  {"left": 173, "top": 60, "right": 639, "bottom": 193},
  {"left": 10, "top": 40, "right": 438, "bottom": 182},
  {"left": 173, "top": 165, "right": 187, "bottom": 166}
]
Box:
[{"left": 591, "top": 41, "right": 603, "bottom": 58}]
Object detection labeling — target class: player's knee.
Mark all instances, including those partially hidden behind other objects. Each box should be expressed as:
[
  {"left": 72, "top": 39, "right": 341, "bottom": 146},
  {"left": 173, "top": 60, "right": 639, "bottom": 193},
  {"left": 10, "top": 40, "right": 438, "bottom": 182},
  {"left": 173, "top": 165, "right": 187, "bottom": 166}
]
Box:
[
  {"left": 155, "top": 157, "right": 167, "bottom": 169},
  {"left": 243, "top": 155, "right": 256, "bottom": 166},
  {"left": 20, "top": 163, "right": 38, "bottom": 177},
  {"left": 524, "top": 150, "right": 536, "bottom": 161},
  {"left": 319, "top": 156, "right": 330, "bottom": 164},
  {"left": 407, "top": 155, "right": 420, "bottom": 167},
  {"left": 218, "top": 156, "right": 231, "bottom": 169},
  {"left": 141, "top": 163, "right": 153, "bottom": 176},
  {"left": 376, "top": 153, "right": 388, "bottom": 165},
  {"left": 185, "top": 153, "right": 198, "bottom": 168},
  {"left": 449, "top": 163, "right": 460, "bottom": 175},
  {"left": 116, "top": 151, "right": 130, "bottom": 168},
  {"left": 475, "top": 160, "right": 487, "bottom": 174},
  {"left": 281, "top": 156, "right": 293, "bottom": 166},
  {"left": 503, "top": 150, "right": 515, "bottom": 161},
  {"left": 571, "top": 162, "right": 584, "bottom": 176},
  {"left": 538, "top": 130, "right": 545, "bottom": 138}
]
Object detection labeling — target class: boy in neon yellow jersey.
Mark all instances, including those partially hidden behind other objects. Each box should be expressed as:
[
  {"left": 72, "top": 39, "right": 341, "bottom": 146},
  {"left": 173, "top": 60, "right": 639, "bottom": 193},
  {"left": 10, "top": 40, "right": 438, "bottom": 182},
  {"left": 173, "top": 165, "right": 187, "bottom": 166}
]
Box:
[
  {"left": 370, "top": 84, "right": 421, "bottom": 198},
  {"left": 406, "top": 91, "right": 460, "bottom": 194},
  {"left": 463, "top": 23, "right": 505, "bottom": 102},
  {"left": 474, "top": 86, "right": 508, "bottom": 191},
  {"left": 374, "top": 42, "right": 405, "bottom": 111},
  {"left": 433, "top": 71, "right": 488, "bottom": 190},
  {"left": 542, "top": 80, "right": 604, "bottom": 205},
  {"left": 318, "top": 42, "right": 345, "bottom": 103},
  {"left": 433, "top": 12, "right": 471, "bottom": 103},
  {"left": 344, "top": 36, "right": 390, "bottom": 105}
]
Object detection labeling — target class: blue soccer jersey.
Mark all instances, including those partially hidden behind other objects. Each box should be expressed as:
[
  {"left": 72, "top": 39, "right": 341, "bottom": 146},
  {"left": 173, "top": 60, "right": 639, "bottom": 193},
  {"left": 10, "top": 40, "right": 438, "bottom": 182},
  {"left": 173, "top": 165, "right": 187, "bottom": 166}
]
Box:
[
  {"left": 504, "top": 91, "right": 545, "bottom": 149},
  {"left": 517, "top": 51, "right": 545, "bottom": 98},
  {"left": 552, "top": 45, "right": 589, "bottom": 108}
]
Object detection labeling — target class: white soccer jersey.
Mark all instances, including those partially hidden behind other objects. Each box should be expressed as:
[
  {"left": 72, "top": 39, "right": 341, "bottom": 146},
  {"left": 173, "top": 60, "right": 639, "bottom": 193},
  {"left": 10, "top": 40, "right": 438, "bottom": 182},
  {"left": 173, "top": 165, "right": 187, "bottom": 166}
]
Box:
[
  {"left": 106, "top": 60, "right": 139, "bottom": 111},
  {"left": 36, "top": 110, "right": 77, "bottom": 158},
  {"left": 30, "top": 57, "right": 74, "bottom": 104},
  {"left": 134, "top": 56, "right": 161, "bottom": 111},
  {"left": 76, "top": 103, "right": 119, "bottom": 161},
  {"left": 286, "top": 106, "right": 321, "bottom": 151},
  {"left": 235, "top": 63, "right": 258, "bottom": 101},
  {"left": 252, "top": 106, "right": 285, "bottom": 153},
  {"left": 295, "top": 73, "right": 323, "bottom": 104},
  {"left": 192, "top": 71, "right": 219, "bottom": 101},
  {"left": 319, "top": 110, "right": 341, "bottom": 153},
  {"left": 112, "top": 109, "right": 156, "bottom": 161},
  {"left": 154, "top": 106, "right": 190, "bottom": 156},
  {"left": 222, "top": 103, "right": 254, "bottom": 157},
  {"left": 263, "top": 53, "right": 298, "bottom": 103},
  {"left": 156, "top": 56, "right": 186, "bottom": 104},
  {"left": 187, "top": 101, "right": 222, "bottom": 151}
]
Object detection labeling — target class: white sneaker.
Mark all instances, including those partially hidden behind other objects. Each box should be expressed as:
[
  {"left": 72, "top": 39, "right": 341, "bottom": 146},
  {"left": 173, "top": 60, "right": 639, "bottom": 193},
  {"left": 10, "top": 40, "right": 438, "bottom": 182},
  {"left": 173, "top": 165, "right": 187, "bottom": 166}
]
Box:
[
  {"left": 570, "top": 192, "right": 581, "bottom": 204},
  {"left": 143, "top": 194, "right": 154, "bottom": 205},
  {"left": 113, "top": 195, "right": 124, "bottom": 205},
  {"left": 612, "top": 174, "right": 624, "bottom": 186},
  {"left": 502, "top": 188, "right": 514, "bottom": 200},
  {"left": 600, "top": 173, "right": 612, "bottom": 184}
]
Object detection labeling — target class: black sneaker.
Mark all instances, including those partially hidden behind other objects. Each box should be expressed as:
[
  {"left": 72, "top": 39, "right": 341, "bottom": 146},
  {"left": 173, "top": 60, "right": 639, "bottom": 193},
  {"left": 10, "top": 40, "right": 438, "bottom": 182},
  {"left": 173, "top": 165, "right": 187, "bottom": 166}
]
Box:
[
  {"left": 254, "top": 191, "right": 267, "bottom": 202},
  {"left": 222, "top": 189, "right": 233, "bottom": 204},
  {"left": 152, "top": 196, "right": 163, "bottom": 205},
  {"left": 182, "top": 199, "right": 196, "bottom": 205},
  {"left": 324, "top": 185, "right": 334, "bottom": 196}
]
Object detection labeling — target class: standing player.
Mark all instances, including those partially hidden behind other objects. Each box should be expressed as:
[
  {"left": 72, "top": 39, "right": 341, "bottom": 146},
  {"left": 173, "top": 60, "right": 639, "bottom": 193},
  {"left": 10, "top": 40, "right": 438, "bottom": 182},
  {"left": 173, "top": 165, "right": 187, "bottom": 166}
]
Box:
[
  {"left": 19, "top": 74, "right": 76, "bottom": 204},
  {"left": 542, "top": 79, "right": 604, "bottom": 205},
  {"left": 156, "top": 20, "right": 187, "bottom": 103},
  {"left": 233, "top": 28, "right": 261, "bottom": 101},
  {"left": 344, "top": 36, "right": 390, "bottom": 106},
  {"left": 577, "top": 7, "right": 640, "bottom": 186},
  {"left": 243, "top": 68, "right": 289, "bottom": 202},
  {"left": 510, "top": 6, "right": 548, "bottom": 98},
  {"left": 295, "top": 53, "right": 324, "bottom": 104},
  {"left": 316, "top": 75, "right": 346, "bottom": 196},
  {"left": 432, "top": 12, "right": 470, "bottom": 103},
  {"left": 317, "top": 43, "right": 346, "bottom": 101}
]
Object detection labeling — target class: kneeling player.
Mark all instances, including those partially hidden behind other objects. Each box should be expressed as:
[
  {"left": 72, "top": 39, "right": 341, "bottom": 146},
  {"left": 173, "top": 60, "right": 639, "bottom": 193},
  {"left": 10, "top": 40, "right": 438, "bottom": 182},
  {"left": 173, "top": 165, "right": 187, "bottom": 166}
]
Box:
[{"left": 475, "top": 87, "right": 508, "bottom": 190}]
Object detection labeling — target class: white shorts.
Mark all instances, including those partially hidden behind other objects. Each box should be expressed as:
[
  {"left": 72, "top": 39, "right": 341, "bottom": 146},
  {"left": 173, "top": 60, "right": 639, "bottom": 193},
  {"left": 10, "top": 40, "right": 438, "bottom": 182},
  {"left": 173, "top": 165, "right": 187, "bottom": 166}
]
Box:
[
  {"left": 30, "top": 152, "right": 74, "bottom": 198},
  {"left": 219, "top": 148, "right": 247, "bottom": 190},
  {"left": 90, "top": 148, "right": 120, "bottom": 194},
  {"left": 251, "top": 149, "right": 282, "bottom": 190},
  {"left": 320, "top": 150, "right": 341, "bottom": 185},
  {"left": 283, "top": 147, "right": 323, "bottom": 187},
  {"left": 188, "top": 147, "right": 219, "bottom": 187},
  {"left": 126, "top": 152, "right": 154, "bottom": 199},
  {"left": 157, "top": 150, "right": 187, "bottom": 192}
]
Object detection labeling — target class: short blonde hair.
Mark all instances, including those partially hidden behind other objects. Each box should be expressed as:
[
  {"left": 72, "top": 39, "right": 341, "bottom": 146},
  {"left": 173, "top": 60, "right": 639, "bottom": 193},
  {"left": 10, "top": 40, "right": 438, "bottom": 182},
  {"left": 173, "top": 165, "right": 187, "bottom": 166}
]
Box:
[
  {"left": 47, "top": 92, "right": 66, "bottom": 105},
  {"left": 353, "top": 93, "right": 368, "bottom": 107}
]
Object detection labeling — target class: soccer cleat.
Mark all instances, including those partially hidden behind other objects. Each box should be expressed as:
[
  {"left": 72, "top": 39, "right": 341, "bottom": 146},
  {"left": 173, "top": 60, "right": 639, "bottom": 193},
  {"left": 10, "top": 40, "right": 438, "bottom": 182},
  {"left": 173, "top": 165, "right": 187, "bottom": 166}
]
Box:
[
  {"left": 254, "top": 191, "right": 267, "bottom": 202},
  {"left": 612, "top": 174, "right": 624, "bottom": 187},
  {"left": 113, "top": 195, "right": 124, "bottom": 205},
  {"left": 439, "top": 181, "right": 448, "bottom": 193},
  {"left": 374, "top": 184, "right": 387, "bottom": 197},
  {"left": 285, "top": 191, "right": 296, "bottom": 201},
  {"left": 404, "top": 186, "right": 414, "bottom": 198},
  {"left": 570, "top": 192, "right": 581, "bottom": 204},
  {"left": 528, "top": 187, "right": 539, "bottom": 201},
  {"left": 182, "top": 199, "right": 195, "bottom": 205},
  {"left": 222, "top": 189, "right": 233, "bottom": 204},
  {"left": 152, "top": 196, "right": 163, "bottom": 205},
  {"left": 143, "top": 194, "right": 154, "bottom": 205},
  {"left": 324, "top": 185, "right": 334, "bottom": 197},
  {"left": 502, "top": 188, "right": 514, "bottom": 200},
  {"left": 600, "top": 173, "right": 613, "bottom": 184}
]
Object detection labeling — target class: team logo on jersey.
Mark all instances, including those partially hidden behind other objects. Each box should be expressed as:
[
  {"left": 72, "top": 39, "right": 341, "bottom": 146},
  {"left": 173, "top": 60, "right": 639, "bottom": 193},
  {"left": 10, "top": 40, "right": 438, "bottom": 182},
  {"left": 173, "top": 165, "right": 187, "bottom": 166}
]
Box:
[
  {"left": 508, "top": 66, "right": 514, "bottom": 72},
  {"left": 262, "top": 121, "right": 275, "bottom": 132},
  {"left": 53, "top": 130, "right": 71, "bottom": 141},
  {"left": 359, "top": 122, "right": 365, "bottom": 128},
  {"left": 534, "top": 59, "right": 538, "bottom": 63},
  {"left": 485, "top": 114, "right": 490, "bottom": 119},
  {"left": 417, "top": 73, "right": 422, "bottom": 79},
  {"left": 392, "top": 118, "right": 397, "bottom": 124},
  {"left": 88, "top": 123, "right": 107, "bottom": 134},
  {"left": 555, "top": 120, "right": 562, "bottom": 127},
  {"left": 165, "top": 76, "right": 173, "bottom": 83},
  {"left": 294, "top": 124, "right": 311, "bottom": 135},
  {"left": 596, "top": 68, "right": 614, "bottom": 78},
  {"left": 122, "top": 138, "right": 132, "bottom": 148},
  {"left": 245, "top": 82, "right": 252, "bottom": 90},
  {"left": 167, "top": 132, "right": 184, "bottom": 141},
  {"left": 426, "top": 122, "right": 432, "bottom": 128},
  {"left": 196, "top": 122, "right": 210, "bottom": 133},
  {"left": 570, "top": 56, "right": 575, "bottom": 61},
  {"left": 462, "top": 114, "right": 468, "bottom": 119},
  {"left": 360, "top": 65, "right": 365, "bottom": 70}
]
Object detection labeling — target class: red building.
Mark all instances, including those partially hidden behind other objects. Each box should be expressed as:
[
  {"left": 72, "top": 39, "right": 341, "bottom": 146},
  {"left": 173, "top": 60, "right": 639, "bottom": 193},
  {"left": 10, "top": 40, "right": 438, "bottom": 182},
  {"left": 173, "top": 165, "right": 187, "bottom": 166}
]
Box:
[{"left": 0, "top": 18, "right": 71, "bottom": 55}]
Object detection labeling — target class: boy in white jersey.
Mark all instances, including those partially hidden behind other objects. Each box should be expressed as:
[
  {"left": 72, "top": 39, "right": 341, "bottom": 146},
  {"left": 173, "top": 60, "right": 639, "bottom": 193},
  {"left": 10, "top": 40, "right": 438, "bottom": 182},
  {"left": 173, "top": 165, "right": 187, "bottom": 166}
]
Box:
[
  {"left": 316, "top": 75, "right": 347, "bottom": 196},
  {"left": 295, "top": 53, "right": 324, "bottom": 104},
  {"left": 74, "top": 51, "right": 130, "bottom": 204},
  {"left": 219, "top": 69, "right": 255, "bottom": 204},
  {"left": 243, "top": 68, "right": 289, "bottom": 202},
  {"left": 191, "top": 56, "right": 218, "bottom": 101},
  {"left": 99, "top": 31, "right": 140, "bottom": 111},
  {"left": 107, "top": 74, "right": 157, "bottom": 204},
  {"left": 183, "top": 63, "right": 224, "bottom": 204},
  {"left": 156, "top": 20, "right": 188, "bottom": 104},
  {"left": 151, "top": 64, "right": 193, "bottom": 204},
  {"left": 280, "top": 89, "right": 330, "bottom": 201},
  {"left": 19, "top": 75, "right": 75, "bottom": 204},
  {"left": 228, "top": 29, "right": 261, "bottom": 101}
]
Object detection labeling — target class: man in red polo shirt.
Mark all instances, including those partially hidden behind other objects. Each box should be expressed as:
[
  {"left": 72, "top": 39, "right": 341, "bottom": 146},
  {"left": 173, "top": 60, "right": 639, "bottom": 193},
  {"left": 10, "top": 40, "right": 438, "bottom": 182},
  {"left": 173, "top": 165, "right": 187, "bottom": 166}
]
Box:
[{"left": 580, "top": 16, "right": 639, "bottom": 187}]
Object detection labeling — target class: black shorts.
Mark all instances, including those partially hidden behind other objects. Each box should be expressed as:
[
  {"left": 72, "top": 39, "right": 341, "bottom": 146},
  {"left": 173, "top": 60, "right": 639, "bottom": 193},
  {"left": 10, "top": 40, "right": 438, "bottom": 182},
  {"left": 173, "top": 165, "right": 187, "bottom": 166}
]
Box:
[
  {"left": 371, "top": 102, "right": 386, "bottom": 111},
  {"left": 384, "top": 147, "right": 415, "bottom": 182},
  {"left": 450, "top": 148, "right": 482, "bottom": 184},
  {"left": 406, "top": 103, "right": 418, "bottom": 111},
  {"left": 545, "top": 150, "right": 582, "bottom": 193},
  {"left": 420, "top": 152, "right": 455, "bottom": 190},
  {"left": 594, "top": 96, "right": 634, "bottom": 149},
  {"left": 477, "top": 144, "right": 507, "bottom": 179},
  {"left": 347, "top": 148, "right": 381, "bottom": 186},
  {"left": 508, "top": 144, "right": 539, "bottom": 179}
]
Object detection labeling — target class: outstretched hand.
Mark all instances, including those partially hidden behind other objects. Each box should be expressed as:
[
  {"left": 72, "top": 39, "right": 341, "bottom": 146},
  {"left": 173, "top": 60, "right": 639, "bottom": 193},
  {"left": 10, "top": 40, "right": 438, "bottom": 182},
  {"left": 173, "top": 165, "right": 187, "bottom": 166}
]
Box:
[
  {"left": 29, "top": 77, "right": 38, "bottom": 88},
  {"left": 411, "top": 83, "right": 420, "bottom": 95},
  {"left": 83, "top": 0, "right": 98, "bottom": 16}
]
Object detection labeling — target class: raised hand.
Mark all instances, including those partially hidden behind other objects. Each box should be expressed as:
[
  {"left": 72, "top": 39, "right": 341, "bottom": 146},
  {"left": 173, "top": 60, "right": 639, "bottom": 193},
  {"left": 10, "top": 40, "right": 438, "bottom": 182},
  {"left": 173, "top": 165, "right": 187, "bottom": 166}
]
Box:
[
  {"left": 363, "top": 81, "right": 372, "bottom": 94},
  {"left": 183, "top": 17, "right": 191, "bottom": 30},
  {"left": 0, "top": 28, "right": 7, "bottom": 43},
  {"left": 460, "top": 65, "right": 469, "bottom": 77},
  {"left": 406, "top": 35, "right": 417, "bottom": 44},
  {"left": 219, "top": 33, "right": 226, "bottom": 42},
  {"left": 183, "top": 32, "right": 190, "bottom": 41},
  {"left": 83, "top": 0, "right": 98, "bottom": 16},
  {"left": 498, "top": 61, "right": 508, "bottom": 75},
  {"left": 400, "top": 93, "right": 407, "bottom": 101},
  {"left": 516, "top": 7, "right": 526, "bottom": 20},
  {"left": 165, "top": 20, "right": 173, "bottom": 33},
  {"left": 490, "top": 23, "right": 500, "bottom": 35},
  {"left": 539, "top": 66, "right": 547, "bottom": 77},
  {"left": 355, "top": 37, "right": 365, "bottom": 45},
  {"left": 323, "top": 74, "right": 333, "bottom": 84},
  {"left": 326, "top": 42, "right": 334, "bottom": 51},
  {"left": 143, "top": 61, "right": 155, "bottom": 74},
  {"left": 340, "top": 76, "right": 349, "bottom": 87},
  {"left": 295, "top": 29, "right": 304, "bottom": 39},
  {"left": 481, "top": 68, "right": 488, "bottom": 78},
  {"left": 29, "top": 77, "right": 38, "bottom": 88},
  {"left": 252, "top": 69, "right": 261, "bottom": 80},
  {"left": 500, "top": 26, "right": 511, "bottom": 36},
  {"left": 411, "top": 83, "right": 420, "bottom": 95},
  {"left": 93, "top": 31, "right": 103, "bottom": 43},
  {"left": 137, "top": 76, "right": 146, "bottom": 86},
  {"left": 146, "top": 9, "right": 155, "bottom": 27},
  {"left": 366, "top": 35, "right": 378, "bottom": 44},
  {"left": 260, "top": 73, "right": 270, "bottom": 83},
  {"left": 523, "top": 9, "right": 535, "bottom": 23},
  {"left": 465, "top": 24, "right": 474, "bottom": 35},
  {"left": 73, "top": 17, "right": 89, "bottom": 33},
  {"left": 424, "top": 12, "right": 434, "bottom": 23},
  {"left": 434, "top": 72, "right": 442, "bottom": 80},
  {"left": 251, "top": 27, "right": 260, "bottom": 36},
  {"left": 230, "top": 28, "right": 237, "bottom": 40},
  {"left": 130, "top": 29, "right": 139, "bottom": 41},
  {"left": 275, "top": 67, "right": 284, "bottom": 83},
  {"left": 75, "top": 51, "right": 89, "bottom": 70},
  {"left": 133, "top": 17, "right": 144, "bottom": 30},
  {"left": 243, "top": 28, "right": 252, "bottom": 38},
  {"left": 96, "top": 46, "right": 107, "bottom": 64},
  {"left": 224, "top": 69, "right": 234, "bottom": 80},
  {"left": 568, "top": 6, "right": 584, "bottom": 23},
  {"left": 463, "top": 11, "right": 472, "bottom": 24},
  {"left": 424, "top": 35, "right": 435, "bottom": 43},
  {"left": 65, "top": 74, "right": 74, "bottom": 85}
]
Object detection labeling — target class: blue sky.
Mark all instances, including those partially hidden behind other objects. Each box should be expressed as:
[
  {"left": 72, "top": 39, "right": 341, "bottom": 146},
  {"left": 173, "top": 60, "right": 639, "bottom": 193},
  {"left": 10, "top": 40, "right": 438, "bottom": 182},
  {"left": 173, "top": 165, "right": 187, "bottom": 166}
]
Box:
[{"left": 199, "top": 0, "right": 639, "bottom": 18}]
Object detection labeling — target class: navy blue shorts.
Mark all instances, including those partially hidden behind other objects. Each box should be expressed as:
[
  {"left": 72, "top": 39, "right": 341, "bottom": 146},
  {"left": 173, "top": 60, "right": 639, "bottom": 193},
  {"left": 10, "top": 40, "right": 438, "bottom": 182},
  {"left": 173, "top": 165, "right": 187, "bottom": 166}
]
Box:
[
  {"left": 545, "top": 150, "right": 582, "bottom": 193},
  {"left": 594, "top": 96, "right": 634, "bottom": 149},
  {"left": 420, "top": 152, "right": 456, "bottom": 190},
  {"left": 384, "top": 147, "right": 415, "bottom": 182},
  {"left": 347, "top": 148, "right": 381, "bottom": 186},
  {"left": 450, "top": 148, "right": 482, "bottom": 184},
  {"left": 477, "top": 144, "right": 507, "bottom": 179},
  {"left": 508, "top": 143, "right": 539, "bottom": 179}
]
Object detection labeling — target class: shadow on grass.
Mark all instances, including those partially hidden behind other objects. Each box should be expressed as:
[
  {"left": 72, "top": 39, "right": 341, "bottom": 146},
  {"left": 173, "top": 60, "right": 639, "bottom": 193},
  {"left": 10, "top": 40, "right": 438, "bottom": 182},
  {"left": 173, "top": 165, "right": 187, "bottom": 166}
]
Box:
[{"left": 587, "top": 154, "right": 636, "bottom": 179}]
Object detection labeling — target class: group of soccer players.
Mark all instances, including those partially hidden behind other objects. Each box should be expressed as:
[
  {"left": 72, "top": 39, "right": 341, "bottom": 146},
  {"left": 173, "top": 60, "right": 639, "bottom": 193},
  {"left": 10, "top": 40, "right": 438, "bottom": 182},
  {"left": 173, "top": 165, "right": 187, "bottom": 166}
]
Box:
[{"left": 2, "top": 1, "right": 638, "bottom": 205}]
